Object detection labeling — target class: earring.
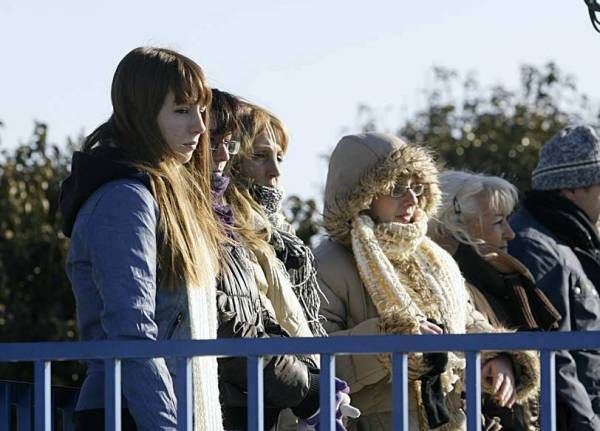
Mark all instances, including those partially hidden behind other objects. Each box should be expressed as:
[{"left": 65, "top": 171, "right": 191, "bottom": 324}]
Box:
[{"left": 453, "top": 196, "right": 462, "bottom": 215}]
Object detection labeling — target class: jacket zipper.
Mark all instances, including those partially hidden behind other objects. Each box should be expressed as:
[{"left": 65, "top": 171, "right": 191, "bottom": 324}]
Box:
[{"left": 166, "top": 312, "right": 183, "bottom": 339}]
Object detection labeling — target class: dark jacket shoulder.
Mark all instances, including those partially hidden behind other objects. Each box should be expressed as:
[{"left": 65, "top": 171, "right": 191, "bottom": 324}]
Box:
[{"left": 509, "top": 208, "right": 566, "bottom": 281}]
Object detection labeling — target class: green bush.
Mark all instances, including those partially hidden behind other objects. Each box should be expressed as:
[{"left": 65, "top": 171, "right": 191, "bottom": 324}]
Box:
[
  {"left": 398, "top": 62, "right": 599, "bottom": 192},
  {"left": 0, "top": 122, "right": 83, "bottom": 385}
]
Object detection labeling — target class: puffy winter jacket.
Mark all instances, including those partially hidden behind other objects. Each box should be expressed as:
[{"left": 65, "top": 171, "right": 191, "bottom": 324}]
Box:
[
  {"left": 216, "top": 244, "right": 320, "bottom": 431},
  {"left": 510, "top": 207, "right": 600, "bottom": 430}
]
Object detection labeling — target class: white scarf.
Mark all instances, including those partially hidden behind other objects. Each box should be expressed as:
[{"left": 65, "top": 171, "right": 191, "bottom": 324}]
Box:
[{"left": 187, "top": 277, "right": 224, "bottom": 430}]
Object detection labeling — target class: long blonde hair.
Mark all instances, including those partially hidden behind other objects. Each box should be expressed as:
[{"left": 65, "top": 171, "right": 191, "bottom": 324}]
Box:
[{"left": 83, "top": 47, "right": 224, "bottom": 290}]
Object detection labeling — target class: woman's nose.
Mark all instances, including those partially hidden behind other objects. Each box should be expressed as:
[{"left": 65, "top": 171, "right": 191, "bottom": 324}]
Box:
[
  {"left": 192, "top": 110, "right": 207, "bottom": 135},
  {"left": 503, "top": 220, "right": 515, "bottom": 240},
  {"left": 404, "top": 189, "right": 419, "bottom": 205},
  {"left": 267, "top": 157, "right": 281, "bottom": 179},
  {"left": 213, "top": 142, "right": 230, "bottom": 163}
]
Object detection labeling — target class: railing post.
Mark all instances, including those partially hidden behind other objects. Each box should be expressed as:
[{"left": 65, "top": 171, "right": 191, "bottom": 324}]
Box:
[
  {"left": 540, "top": 350, "right": 556, "bottom": 431},
  {"left": 0, "top": 382, "right": 9, "bottom": 431},
  {"left": 320, "top": 354, "right": 336, "bottom": 431},
  {"left": 466, "top": 351, "right": 481, "bottom": 431},
  {"left": 176, "top": 357, "right": 193, "bottom": 431},
  {"left": 247, "top": 356, "right": 264, "bottom": 431},
  {"left": 392, "top": 352, "right": 408, "bottom": 431},
  {"left": 15, "top": 383, "right": 32, "bottom": 430},
  {"left": 104, "top": 358, "right": 121, "bottom": 431},
  {"left": 34, "top": 360, "right": 51, "bottom": 431}
]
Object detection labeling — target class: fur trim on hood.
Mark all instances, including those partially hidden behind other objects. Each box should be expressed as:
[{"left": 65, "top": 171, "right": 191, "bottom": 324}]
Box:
[{"left": 323, "top": 133, "right": 441, "bottom": 245}]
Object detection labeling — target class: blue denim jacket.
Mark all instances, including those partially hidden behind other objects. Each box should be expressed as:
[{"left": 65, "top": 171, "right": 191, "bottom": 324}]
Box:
[{"left": 66, "top": 178, "right": 190, "bottom": 430}]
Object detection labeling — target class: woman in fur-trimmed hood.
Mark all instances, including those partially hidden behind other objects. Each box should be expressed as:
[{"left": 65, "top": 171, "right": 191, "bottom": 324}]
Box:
[{"left": 315, "top": 133, "right": 539, "bottom": 431}]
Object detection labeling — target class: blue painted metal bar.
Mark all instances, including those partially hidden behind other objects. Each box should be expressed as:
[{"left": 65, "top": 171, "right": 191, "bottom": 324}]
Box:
[
  {"left": 0, "top": 382, "right": 78, "bottom": 431},
  {"left": 247, "top": 356, "right": 264, "bottom": 431},
  {"left": 320, "top": 354, "right": 336, "bottom": 431},
  {"left": 1, "top": 333, "right": 600, "bottom": 430},
  {"left": 0, "top": 382, "right": 9, "bottom": 431},
  {"left": 392, "top": 352, "right": 408, "bottom": 431},
  {"left": 540, "top": 350, "right": 556, "bottom": 431},
  {"left": 34, "top": 360, "right": 51, "bottom": 431},
  {"left": 104, "top": 358, "right": 121, "bottom": 431},
  {"left": 176, "top": 357, "right": 193, "bottom": 431},
  {"left": 15, "top": 383, "right": 32, "bottom": 430},
  {"left": 51, "top": 386, "right": 56, "bottom": 431},
  {"left": 2, "top": 332, "right": 600, "bottom": 362},
  {"left": 466, "top": 352, "right": 481, "bottom": 431}
]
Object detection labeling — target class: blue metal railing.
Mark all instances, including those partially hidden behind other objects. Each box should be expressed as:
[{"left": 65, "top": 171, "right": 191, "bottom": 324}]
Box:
[
  {"left": 1, "top": 331, "right": 599, "bottom": 431},
  {"left": 0, "top": 380, "right": 78, "bottom": 431}
]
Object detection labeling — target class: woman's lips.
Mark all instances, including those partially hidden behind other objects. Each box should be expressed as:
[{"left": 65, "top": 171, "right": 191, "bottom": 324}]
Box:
[{"left": 395, "top": 213, "right": 413, "bottom": 222}]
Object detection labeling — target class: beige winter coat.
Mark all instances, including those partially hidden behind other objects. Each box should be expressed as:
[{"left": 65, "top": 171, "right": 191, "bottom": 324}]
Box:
[
  {"left": 316, "top": 239, "right": 392, "bottom": 416},
  {"left": 316, "top": 133, "right": 539, "bottom": 430},
  {"left": 317, "top": 237, "right": 540, "bottom": 430}
]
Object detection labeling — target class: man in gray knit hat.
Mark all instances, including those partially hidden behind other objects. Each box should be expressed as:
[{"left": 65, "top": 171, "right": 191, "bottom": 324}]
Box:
[{"left": 509, "top": 125, "right": 600, "bottom": 430}]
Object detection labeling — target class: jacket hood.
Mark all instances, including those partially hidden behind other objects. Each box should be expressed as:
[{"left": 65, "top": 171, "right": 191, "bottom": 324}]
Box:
[
  {"left": 59, "top": 146, "right": 145, "bottom": 237},
  {"left": 323, "top": 133, "right": 440, "bottom": 245}
]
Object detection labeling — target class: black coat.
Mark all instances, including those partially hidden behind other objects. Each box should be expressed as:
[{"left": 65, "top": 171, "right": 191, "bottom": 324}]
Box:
[{"left": 216, "top": 245, "right": 319, "bottom": 431}]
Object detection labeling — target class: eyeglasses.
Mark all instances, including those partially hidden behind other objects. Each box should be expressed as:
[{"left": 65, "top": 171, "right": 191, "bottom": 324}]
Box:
[
  {"left": 389, "top": 183, "right": 425, "bottom": 198},
  {"left": 210, "top": 138, "right": 240, "bottom": 155}
]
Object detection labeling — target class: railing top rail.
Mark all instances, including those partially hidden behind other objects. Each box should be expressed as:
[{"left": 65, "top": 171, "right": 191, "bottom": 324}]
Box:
[{"left": 1, "top": 331, "right": 599, "bottom": 362}]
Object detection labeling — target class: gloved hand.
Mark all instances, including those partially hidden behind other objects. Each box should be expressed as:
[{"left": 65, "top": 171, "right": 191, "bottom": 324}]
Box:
[
  {"left": 298, "top": 378, "right": 361, "bottom": 431},
  {"left": 484, "top": 415, "right": 503, "bottom": 431}
]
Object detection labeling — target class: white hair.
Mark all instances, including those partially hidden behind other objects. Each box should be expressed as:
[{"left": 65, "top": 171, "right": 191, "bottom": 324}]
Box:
[{"left": 429, "top": 170, "right": 519, "bottom": 251}]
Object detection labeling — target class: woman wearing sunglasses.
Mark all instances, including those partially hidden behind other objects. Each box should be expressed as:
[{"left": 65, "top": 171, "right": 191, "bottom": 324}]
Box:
[{"left": 315, "top": 133, "right": 539, "bottom": 431}]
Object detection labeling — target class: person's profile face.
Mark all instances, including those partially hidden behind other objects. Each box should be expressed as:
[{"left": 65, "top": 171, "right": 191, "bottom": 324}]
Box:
[
  {"left": 562, "top": 184, "right": 600, "bottom": 223},
  {"left": 156, "top": 90, "right": 207, "bottom": 165},
  {"left": 210, "top": 132, "right": 233, "bottom": 176},
  {"left": 237, "top": 131, "right": 283, "bottom": 187},
  {"left": 468, "top": 207, "right": 515, "bottom": 252},
  {"left": 369, "top": 178, "right": 422, "bottom": 224}
]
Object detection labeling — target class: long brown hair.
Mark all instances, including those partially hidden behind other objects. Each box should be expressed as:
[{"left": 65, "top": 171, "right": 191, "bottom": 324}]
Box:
[{"left": 83, "top": 47, "right": 224, "bottom": 290}]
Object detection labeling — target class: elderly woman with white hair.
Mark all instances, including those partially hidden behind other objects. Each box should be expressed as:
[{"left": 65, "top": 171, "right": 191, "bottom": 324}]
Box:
[{"left": 429, "top": 170, "right": 561, "bottom": 431}]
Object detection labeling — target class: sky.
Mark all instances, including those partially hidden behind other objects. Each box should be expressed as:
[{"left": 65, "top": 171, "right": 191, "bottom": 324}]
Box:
[{"left": 1, "top": 0, "right": 599, "bottom": 200}]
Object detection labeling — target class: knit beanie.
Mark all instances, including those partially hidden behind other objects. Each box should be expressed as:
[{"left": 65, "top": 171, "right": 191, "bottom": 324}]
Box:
[{"left": 532, "top": 125, "right": 600, "bottom": 190}]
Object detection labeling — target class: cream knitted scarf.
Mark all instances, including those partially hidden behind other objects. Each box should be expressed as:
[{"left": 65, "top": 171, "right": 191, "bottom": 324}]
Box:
[
  {"left": 350, "top": 214, "right": 427, "bottom": 325},
  {"left": 351, "top": 214, "right": 466, "bottom": 390}
]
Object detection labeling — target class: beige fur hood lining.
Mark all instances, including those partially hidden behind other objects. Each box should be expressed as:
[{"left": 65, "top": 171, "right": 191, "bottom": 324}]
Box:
[{"left": 323, "top": 139, "right": 441, "bottom": 246}]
